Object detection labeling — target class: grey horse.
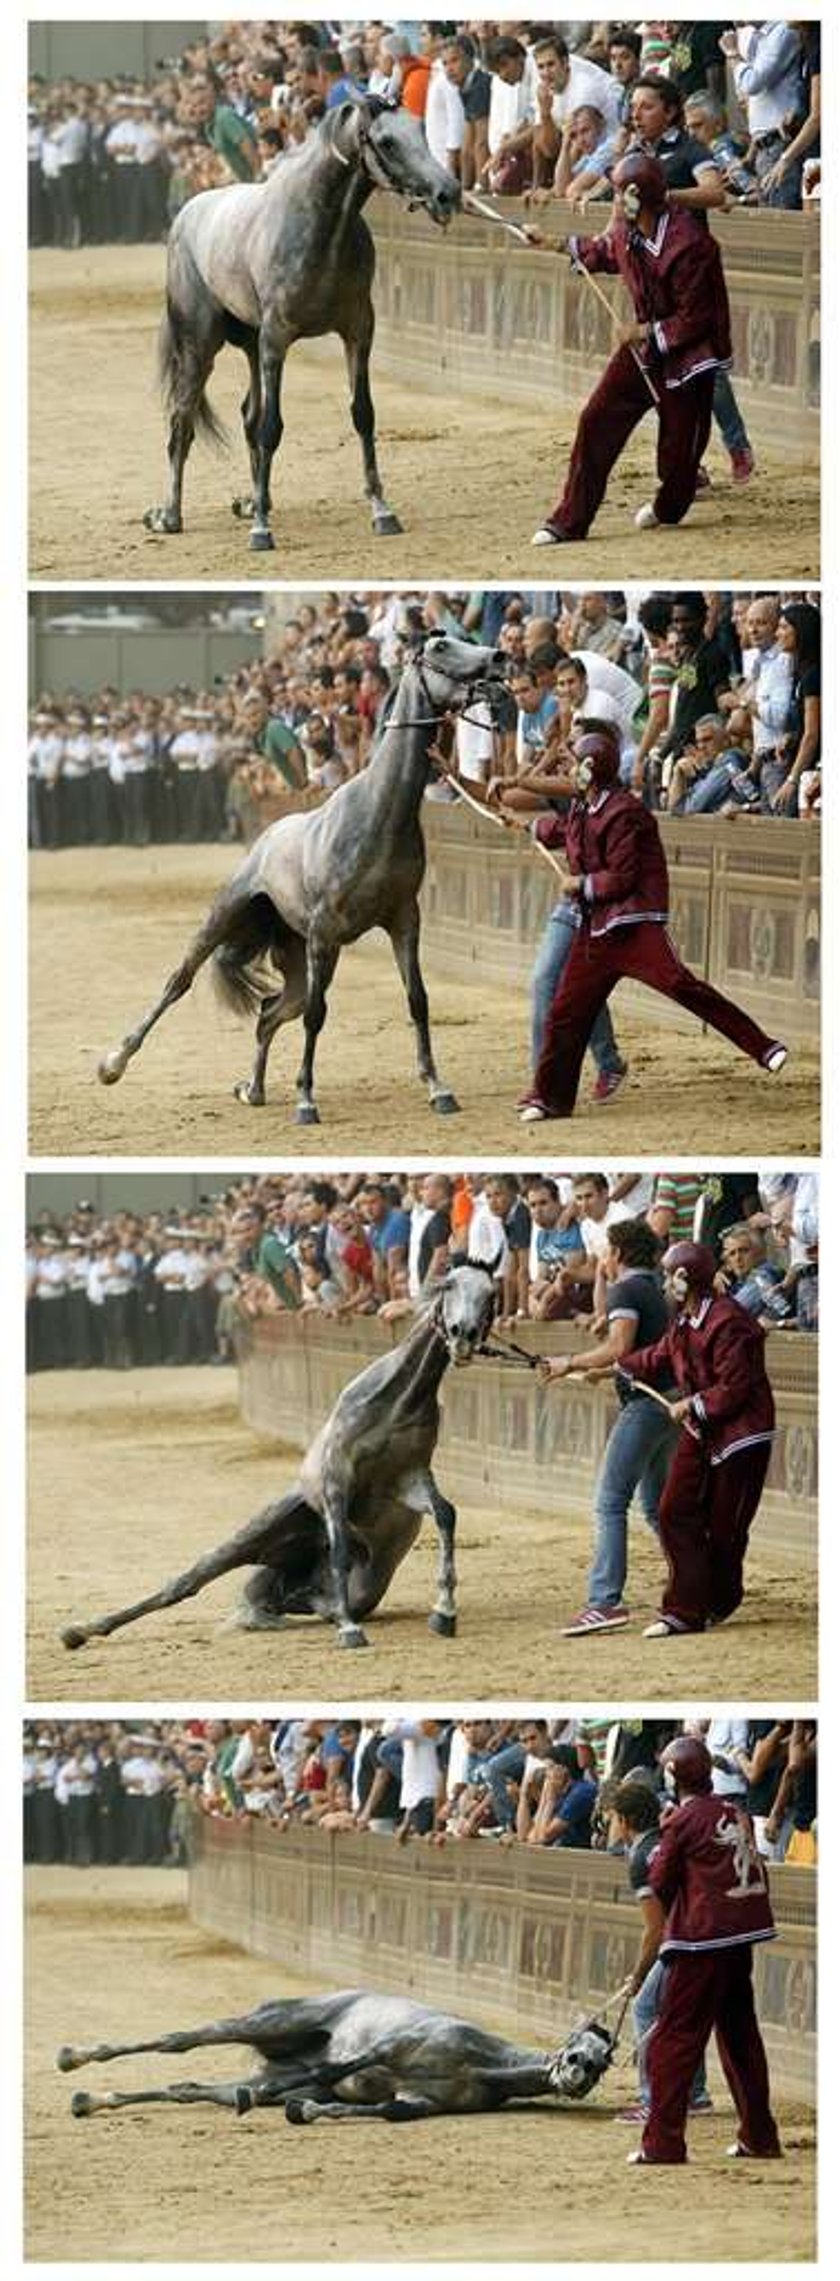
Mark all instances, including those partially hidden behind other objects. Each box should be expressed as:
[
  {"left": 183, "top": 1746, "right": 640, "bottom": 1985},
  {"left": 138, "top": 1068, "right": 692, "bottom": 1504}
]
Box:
[
  {"left": 97, "top": 633, "right": 507, "bottom": 1126},
  {"left": 60, "top": 1259, "right": 499, "bottom": 1656},
  {"left": 142, "top": 96, "right": 459, "bottom": 553},
  {"left": 59, "top": 1989, "right": 588, "bottom": 2125}
]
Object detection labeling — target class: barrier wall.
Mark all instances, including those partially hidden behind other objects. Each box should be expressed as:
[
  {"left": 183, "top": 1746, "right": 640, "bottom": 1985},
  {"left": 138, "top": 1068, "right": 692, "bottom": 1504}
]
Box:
[
  {"left": 189, "top": 1815, "right": 816, "bottom": 2103},
  {"left": 238, "top": 1314, "right": 817, "bottom": 1565},
  {"left": 370, "top": 200, "right": 820, "bottom": 461},
  {"left": 249, "top": 800, "right": 820, "bottom": 1049}
]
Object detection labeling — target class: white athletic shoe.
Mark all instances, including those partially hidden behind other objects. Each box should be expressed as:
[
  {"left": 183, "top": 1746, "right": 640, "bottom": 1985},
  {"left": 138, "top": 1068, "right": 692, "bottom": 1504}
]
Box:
[
  {"left": 519, "top": 1103, "right": 549, "bottom": 1122},
  {"left": 634, "top": 503, "right": 660, "bottom": 529},
  {"left": 642, "top": 1619, "right": 676, "bottom": 1638},
  {"left": 531, "top": 526, "right": 565, "bottom": 546},
  {"left": 763, "top": 1044, "right": 788, "bottom": 1074}
]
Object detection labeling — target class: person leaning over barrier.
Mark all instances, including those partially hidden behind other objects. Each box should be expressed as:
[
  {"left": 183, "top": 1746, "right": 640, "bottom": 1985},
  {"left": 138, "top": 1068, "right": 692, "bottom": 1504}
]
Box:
[{"left": 525, "top": 151, "right": 733, "bottom": 543}]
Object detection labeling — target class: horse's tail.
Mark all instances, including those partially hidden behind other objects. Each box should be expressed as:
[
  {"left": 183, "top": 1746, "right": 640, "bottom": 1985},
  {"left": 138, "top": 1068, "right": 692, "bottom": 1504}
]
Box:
[
  {"left": 158, "top": 292, "right": 228, "bottom": 449},
  {"left": 210, "top": 892, "right": 290, "bottom": 1020}
]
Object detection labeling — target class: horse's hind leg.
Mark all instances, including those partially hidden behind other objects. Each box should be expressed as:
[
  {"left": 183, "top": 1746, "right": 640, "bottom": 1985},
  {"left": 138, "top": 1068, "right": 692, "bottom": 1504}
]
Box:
[
  {"left": 295, "top": 939, "right": 339, "bottom": 1126},
  {"left": 70, "top": 2079, "right": 247, "bottom": 2120},
  {"left": 387, "top": 901, "right": 460, "bottom": 1114},
  {"left": 343, "top": 318, "right": 403, "bottom": 536},
  {"left": 97, "top": 877, "right": 251, "bottom": 1087},
  {"left": 144, "top": 299, "right": 223, "bottom": 536},
  {"left": 233, "top": 936, "right": 307, "bottom": 1108},
  {"left": 232, "top": 330, "right": 263, "bottom": 522},
  {"left": 60, "top": 1494, "right": 298, "bottom": 1652}
]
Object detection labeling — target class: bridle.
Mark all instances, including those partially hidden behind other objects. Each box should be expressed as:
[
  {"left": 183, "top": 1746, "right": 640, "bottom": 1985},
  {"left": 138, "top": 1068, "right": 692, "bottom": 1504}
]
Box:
[
  {"left": 329, "top": 99, "right": 446, "bottom": 214},
  {"left": 394, "top": 651, "right": 510, "bottom": 734}
]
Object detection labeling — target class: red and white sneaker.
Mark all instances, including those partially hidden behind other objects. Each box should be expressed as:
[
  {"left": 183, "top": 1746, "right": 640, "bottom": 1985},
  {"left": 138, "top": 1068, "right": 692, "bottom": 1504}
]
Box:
[
  {"left": 561, "top": 1604, "right": 630, "bottom": 1636},
  {"left": 592, "top": 1065, "right": 628, "bottom": 1105},
  {"left": 729, "top": 446, "right": 756, "bottom": 485},
  {"left": 619, "top": 2104, "right": 649, "bottom": 2125}
]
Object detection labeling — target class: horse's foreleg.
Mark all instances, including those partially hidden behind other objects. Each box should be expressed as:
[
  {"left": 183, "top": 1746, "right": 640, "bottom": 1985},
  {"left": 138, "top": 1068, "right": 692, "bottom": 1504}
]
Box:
[
  {"left": 344, "top": 324, "right": 403, "bottom": 537},
  {"left": 320, "top": 1461, "right": 369, "bottom": 1651},
  {"left": 286, "top": 2093, "right": 439, "bottom": 2125},
  {"left": 60, "top": 1497, "right": 292, "bottom": 1652},
  {"left": 295, "top": 940, "right": 339, "bottom": 1125},
  {"left": 249, "top": 335, "right": 286, "bottom": 552},
  {"left": 426, "top": 1475, "right": 459, "bottom": 1639},
  {"left": 388, "top": 904, "right": 460, "bottom": 1114}
]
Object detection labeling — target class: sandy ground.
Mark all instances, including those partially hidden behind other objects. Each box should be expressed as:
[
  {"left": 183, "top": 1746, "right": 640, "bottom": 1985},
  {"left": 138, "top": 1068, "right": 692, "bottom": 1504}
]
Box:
[
  {"left": 26, "top": 1866, "right": 816, "bottom": 2262},
  {"left": 29, "top": 246, "right": 820, "bottom": 583},
  {"left": 29, "top": 1367, "right": 816, "bottom": 1700},
  {"left": 28, "top": 847, "right": 819, "bottom": 1157}
]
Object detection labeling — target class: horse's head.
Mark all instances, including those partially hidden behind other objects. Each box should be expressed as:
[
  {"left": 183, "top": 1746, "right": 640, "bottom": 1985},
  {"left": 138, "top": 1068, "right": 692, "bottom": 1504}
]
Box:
[
  {"left": 431, "top": 1255, "right": 501, "bottom": 1368},
  {"left": 333, "top": 96, "right": 461, "bottom": 226},
  {"left": 414, "top": 633, "right": 510, "bottom": 723}
]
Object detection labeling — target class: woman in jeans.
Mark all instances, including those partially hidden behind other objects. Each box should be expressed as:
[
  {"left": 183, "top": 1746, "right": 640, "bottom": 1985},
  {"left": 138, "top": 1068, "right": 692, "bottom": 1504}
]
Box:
[{"left": 538, "top": 1216, "right": 677, "bottom": 1634}]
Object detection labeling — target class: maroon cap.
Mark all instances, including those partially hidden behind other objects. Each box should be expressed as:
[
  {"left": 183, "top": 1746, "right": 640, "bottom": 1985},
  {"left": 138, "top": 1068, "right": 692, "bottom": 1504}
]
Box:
[
  {"left": 661, "top": 1735, "right": 714, "bottom": 1795},
  {"left": 662, "top": 1241, "right": 717, "bottom": 1293},
  {"left": 613, "top": 150, "right": 668, "bottom": 215},
  {"left": 572, "top": 729, "right": 621, "bottom": 793}
]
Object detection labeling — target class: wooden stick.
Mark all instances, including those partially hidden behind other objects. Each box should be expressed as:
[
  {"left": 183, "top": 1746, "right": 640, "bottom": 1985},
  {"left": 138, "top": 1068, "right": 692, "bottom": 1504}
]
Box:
[
  {"left": 570, "top": 254, "right": 660, "bottom": 408},
  {"left": 462, "top": 188, "right": 533, "bottom": 243},
  {"left": 436, "top": 764, "right": 572, "bottom": 887}
]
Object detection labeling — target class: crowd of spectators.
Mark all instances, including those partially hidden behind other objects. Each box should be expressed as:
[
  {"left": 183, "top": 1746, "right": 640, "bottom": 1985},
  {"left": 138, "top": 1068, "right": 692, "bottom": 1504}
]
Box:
[
  {"left": 29, "top": 20, "right": 820, "bottom": 252},
  {"left": 24, "top": 1714, "right": 818, "bottom": 1867},
  {"left": 26, "top": 1164, "right": 818, "bottom": 1373},
  {"left": 28, "top": 584, "right": 821, "bottom": 852}
]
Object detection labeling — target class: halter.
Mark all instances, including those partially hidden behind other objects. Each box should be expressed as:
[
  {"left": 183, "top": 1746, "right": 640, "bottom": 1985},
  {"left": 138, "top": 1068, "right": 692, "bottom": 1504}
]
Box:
[
  {"left": 393, "top": 652, "right": 509, "bottom": 733},
  {"left": 329, "top": 99, "right": 440, "bottom": 213}
]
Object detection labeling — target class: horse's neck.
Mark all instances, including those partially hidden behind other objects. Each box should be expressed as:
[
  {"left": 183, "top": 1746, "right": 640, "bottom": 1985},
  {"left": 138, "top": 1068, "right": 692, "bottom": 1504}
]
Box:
[
  {"left": 366, "top": 671, "right": 436, "bottom": 823},
  {"left": 388, "top": 1310, "right": 450, "bottom": 1419},
  {"left": 270, "top": 133, "right": 369, "bottom": 246}
]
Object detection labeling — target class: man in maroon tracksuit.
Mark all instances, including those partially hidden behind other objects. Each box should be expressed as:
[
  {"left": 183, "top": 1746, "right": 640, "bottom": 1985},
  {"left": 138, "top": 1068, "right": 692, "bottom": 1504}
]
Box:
[
  {"left": 526, "top": 149, "right": 732, "bottom": 542},
  {"left": 518, "top": 728, "right": 786, "bottom": 1121},
  {"left": 620, "top": 1241, "right": 776, "bottom": 1635},
  {"left": 628, "top": 1734, "right": 781, "bottom": 2168}
]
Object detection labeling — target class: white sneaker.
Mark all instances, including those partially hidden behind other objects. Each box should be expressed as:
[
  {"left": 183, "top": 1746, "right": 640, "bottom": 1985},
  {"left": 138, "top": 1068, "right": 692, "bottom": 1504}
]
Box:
[
  {"left": 531, "top": 526, "right": 563, "bottom": 546},
  {"left": 634, "top": 503, "right": 660, "bottom": 529},
  {"left": 642, "top": 1619, "right": 675, "bottom": 1638},
  {"left": 763, "top": 1044, "right": 788, "bottom": 1074},
  {"left": 519, "top": 1103, "right": 549, "bottom": 1122}
]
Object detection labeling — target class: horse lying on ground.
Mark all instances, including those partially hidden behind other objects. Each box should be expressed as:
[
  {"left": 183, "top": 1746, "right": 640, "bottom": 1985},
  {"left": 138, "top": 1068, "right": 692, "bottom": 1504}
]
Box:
[
  {"left": 97, "top": 633, "right": 508, "bottom": 1126},
  {"left": 60, "top": 1988, "right": 620, "bottom": 2123},
  {"left": 60, "top": 1259, "right": 498, "bottom": 1657}
]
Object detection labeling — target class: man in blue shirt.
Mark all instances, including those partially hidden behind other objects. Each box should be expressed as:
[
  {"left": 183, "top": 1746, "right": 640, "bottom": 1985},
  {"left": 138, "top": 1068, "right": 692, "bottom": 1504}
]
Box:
[{"left": 360, "top": 1182, "right": 411, "bottom": 1305}]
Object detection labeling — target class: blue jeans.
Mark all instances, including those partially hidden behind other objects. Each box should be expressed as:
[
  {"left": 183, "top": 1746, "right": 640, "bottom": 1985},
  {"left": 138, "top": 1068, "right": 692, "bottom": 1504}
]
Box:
[
  {"left": 472, "top": 1742, "right": 525, "bottom": 1829},
  {"left": 713, "top": 368, "right": 749, "bottom": 456},
  {"left": 531, "top": 901, "right": 622, "bottom": 1076},
  {"left": 634, "top": 1958, "right": 709, "bottom": 2109},
  {"left": 683, "top": 754, "right": 753, "bottom": 815},
  {"left": 587, "top": 1401, "right": 677, "bottom": 1606}
]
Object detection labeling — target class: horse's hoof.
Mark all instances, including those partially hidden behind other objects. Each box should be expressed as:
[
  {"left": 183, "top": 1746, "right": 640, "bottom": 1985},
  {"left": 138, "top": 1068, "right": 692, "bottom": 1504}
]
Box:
[
  {"left": 428, "top": 1611, "right": 457, "bottom": 1638},
  {"left": 285, "top": 2096, "right": 316, "bottom": 2126},
  {"left": 231, "top": 496, "right": 256, "bottom": 519},
  {"left": 233, "top": 1082, "right": 264, "bottom": 1108},
  {"left": 61, "top": 1626, "right": 86, "bottom": 1651},
  {"left": 235, "top": 2085, "right": 254, "bottom": 2117},
  {"left": 56, "top": 2046, "right": 78, "bottom": 2073},
  {"left": 71, "top": 2092, "right": 93, "bottom": 2119},
  {"left": 97, "top": 1052, "right": 126, "bottom": 1087},
  {"left": 294, "top": 1101, "right": 320, "bottom": 1126},
  {"left": 142, "top": 506, "right": 181, "bottom": 534},
  {"left": 248, "top": 528, "right": 275, "bottom": 552},
  {"left": 431, "top": 1091, "right": 460, "bottom": 1115},
  {"left": 373, "top": 512, "right": 403, "bottom": 537},
  {"left": 337, "top": 1624, "right": 369, "bottom": 1650}
]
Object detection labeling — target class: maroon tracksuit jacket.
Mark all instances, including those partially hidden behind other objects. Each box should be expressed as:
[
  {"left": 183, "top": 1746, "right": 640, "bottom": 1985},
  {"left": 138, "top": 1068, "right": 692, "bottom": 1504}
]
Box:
[
  {"left": 544, "top": 204, "right": 732, "bottom": 537},
  {"left": 641, "top": 1793, "right": 780, "bottom": 2164},
  {"left": 623, "top": 1295, "right": 775, "bottom": 1630},
  {"left": 529, "top": 792, "right": 779, "bottom": 1115}
]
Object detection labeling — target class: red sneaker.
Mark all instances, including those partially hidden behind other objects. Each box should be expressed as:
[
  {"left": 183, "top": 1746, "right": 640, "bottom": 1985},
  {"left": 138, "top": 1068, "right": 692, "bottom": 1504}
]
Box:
[
  {"left": 729, "top": 446, "right": 756, "bottom": 485},
  {"left": 592, "top": 1066, "right": 628, "bottom": 1105},
  {"left": 561, "top": 1605, "right": 630, "bottom": 1636}
]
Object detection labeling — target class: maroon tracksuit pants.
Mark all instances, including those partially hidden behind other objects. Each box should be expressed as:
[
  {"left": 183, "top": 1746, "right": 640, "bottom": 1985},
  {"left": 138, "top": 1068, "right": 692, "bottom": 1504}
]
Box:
[
  {"left": 531, "top": 921, "right": 778, "bottom": 1115},
  {"left": 545, "top": 346, "right": 715, "bottom": 538},
  {"left": 643, "top": 1947, "right": 781, "bottom": 2164},
  {"left": 658, "top": 1432, "right": 771, "bottom": 1632}
]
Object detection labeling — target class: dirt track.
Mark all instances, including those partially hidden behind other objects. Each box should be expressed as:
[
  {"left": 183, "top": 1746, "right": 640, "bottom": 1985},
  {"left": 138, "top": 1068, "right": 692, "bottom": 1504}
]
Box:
[
  {"left": 29, "top": 1367, "right": 816, "bottom": 1700},
  {"left": 29, "top": 246, "right": 820, "bottom": 582},
  {"left": 28, "top": 847, "right": 819, "bottom": 1156},
  {"left": 26, "top": 1866, "right": 816, "bottom": 2261}
]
